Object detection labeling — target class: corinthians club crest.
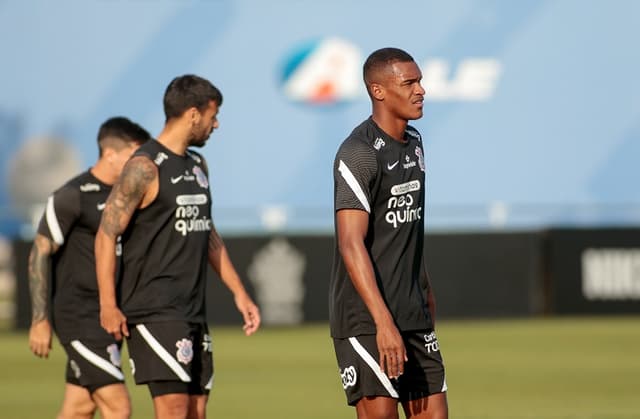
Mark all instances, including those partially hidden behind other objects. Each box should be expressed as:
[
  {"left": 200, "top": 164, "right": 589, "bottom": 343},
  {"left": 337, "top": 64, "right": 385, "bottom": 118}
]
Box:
[
  {"left": 192, "top": 166, "right": 208, "bottom": 189},
  {"left": 176, "top": 338, "right": 194, "bottom": 365}
]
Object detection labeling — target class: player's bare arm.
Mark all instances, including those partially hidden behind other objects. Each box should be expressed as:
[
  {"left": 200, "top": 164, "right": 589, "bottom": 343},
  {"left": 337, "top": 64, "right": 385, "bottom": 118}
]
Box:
[
  {"left": 336, "top": 209, "right": 407, "bottom": 379},
  {"left": 96, "top": 155, "right": 157, "bottom": 340},
  {"left": 207, "top": 225, "right": 261, "bottom": 336},
  {"left": 27, "top": 234, "right": 59, "bottom": 358}
]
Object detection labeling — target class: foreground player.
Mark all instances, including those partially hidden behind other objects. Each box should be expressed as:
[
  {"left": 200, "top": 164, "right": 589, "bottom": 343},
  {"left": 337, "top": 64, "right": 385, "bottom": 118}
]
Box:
[
  {"left": 96, "top": 74, "right": 261, "bottom": 419},
  {"left": 330, "top": 48, "right": 448, "bottom": 418},
  {"left": 28, "top": 117, "right": 151, "bottom": 419}
]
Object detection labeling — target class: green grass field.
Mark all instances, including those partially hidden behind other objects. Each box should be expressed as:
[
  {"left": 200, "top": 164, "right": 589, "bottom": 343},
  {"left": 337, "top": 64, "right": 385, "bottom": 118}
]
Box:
[{"left": 1, "top": 317, "right": 638, "bottom": 418}]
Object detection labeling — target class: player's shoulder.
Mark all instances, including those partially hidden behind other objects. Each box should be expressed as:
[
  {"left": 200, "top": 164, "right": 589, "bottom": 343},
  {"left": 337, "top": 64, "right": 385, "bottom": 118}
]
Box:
[
  {"left": 132, "top": 139, "right": 168, "bottom": 167},
  {"left": 405, "top": 124, "right": 423, "bottom": 143},
  {"left": 46, "top": 171, "right": 93, "bottom": 212},
  {"left": 186, "top": 148, "right": 207, "bottom": 166},
  {"left": 337, "top": 119, "right": 380, "bottom": 159},
  {"left": 58, "top": 171, "right": 98, "bottom": 195},
  {"left": 186, "top": 148, "right": 205, "bottom": 163}
]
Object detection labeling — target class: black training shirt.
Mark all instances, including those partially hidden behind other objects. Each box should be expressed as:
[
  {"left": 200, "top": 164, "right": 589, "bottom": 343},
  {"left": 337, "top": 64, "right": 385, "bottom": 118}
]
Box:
[
  {"left": 37, "top": 171, "right": 115, "bottom": 344},
  {"left": 330, "top": 117, "right": 432, "bottom": 338}
]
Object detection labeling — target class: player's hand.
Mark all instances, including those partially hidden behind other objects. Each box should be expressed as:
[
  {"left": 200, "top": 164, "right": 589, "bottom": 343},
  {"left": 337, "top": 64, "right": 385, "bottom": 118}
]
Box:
[
  {"left": 234, "top": 293, "right": 261, "bottom": 336},
  {"left": 100, "top": 305, "right": 129, "bottom": 341},
  {"left": 376, "top": 321, "right": 407, "bottom": 379},
  {"left": 29, "top": 319, "right": 52, "bottom": 358}
]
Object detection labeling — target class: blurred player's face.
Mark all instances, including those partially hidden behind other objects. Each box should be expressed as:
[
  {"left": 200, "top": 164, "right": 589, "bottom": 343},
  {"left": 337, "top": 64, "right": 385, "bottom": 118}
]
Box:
[
  {"left": 190, "top": 100, "right": 220, "bottom": 148},
  {"left": 381, "top": 61, "right": 425, "bottom": 120},
  {"left": 111, "top": 143, "right": 141, "bottom": 176}
]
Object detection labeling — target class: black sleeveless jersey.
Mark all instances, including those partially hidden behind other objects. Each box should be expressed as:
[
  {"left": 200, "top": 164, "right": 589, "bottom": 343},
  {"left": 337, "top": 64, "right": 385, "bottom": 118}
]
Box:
[
  {"left": 330, "top": 117, "right": 433, "bottom": 338},
  {"left": 37, "top": 170, "right": 115, "bottom": 344},
  {"left": 118, "top": 140, "right": 212, "bottom": 324}
]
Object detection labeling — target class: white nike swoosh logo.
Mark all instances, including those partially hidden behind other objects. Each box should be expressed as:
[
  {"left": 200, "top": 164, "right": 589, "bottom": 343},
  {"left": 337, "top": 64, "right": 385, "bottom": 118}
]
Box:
[
  {"left": 97, "top": 202, "right": 106, "bottom": 211},
  {"left": 171, "top": 175, "right": 183, "bottom": 184},
  {"left": 387, "top": 161, "right": 399, "bottom": 170}
]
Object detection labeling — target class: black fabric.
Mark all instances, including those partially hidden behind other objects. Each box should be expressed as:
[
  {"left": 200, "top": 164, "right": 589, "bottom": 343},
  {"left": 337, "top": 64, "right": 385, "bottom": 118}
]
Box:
[
  {"left": 63, "top": 339, "right": 125, "bottom": 393},
  {"left": 119, "top": 140, "right": 212, "bottom": 323},
  {"left": 332, "top": 330, "right": 446, "bottom": 406},
  {"left": 37, "top": 170, "right": 116, "bottom": 344},
  {"left": 127, "top": 321, "right": 213, "bottom": 395},
  {"left": 330, "top": 117, "right": 432, "bottom": 338}
]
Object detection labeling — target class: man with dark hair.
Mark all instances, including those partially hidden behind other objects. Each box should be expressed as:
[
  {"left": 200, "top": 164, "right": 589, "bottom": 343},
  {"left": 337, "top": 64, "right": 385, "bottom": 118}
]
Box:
[
  {"left": 96, "top": 74, "right": 261, "bottom": 419},
  {"left": 330, "top": 48, "right": 449, "bottom": 419},
  {"left": 28, "top": 116, "right": 151, "bottom": 419}
]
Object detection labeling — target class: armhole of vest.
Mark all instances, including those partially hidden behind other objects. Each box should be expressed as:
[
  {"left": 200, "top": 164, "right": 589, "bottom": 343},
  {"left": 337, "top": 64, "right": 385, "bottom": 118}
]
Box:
[
  {"left": 136, "top": 151, "right": 156, "bottom": 166},
  {"left": 137, "top": 153, "right": 160, "bottom": 210}
]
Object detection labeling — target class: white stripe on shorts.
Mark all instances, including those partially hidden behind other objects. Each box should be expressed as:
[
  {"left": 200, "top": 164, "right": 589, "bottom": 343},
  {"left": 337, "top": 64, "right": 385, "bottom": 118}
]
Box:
[
  {"left": 46, "top": 196, "right": 65, "bottom": 245},
  {"left": 205, "top": 374, "right": 214, "bottom": 390},
  {"left": 70, "top": 340, "right": 124, "bottom": 381},
  {"left": 348, "top": 337, "right": 399, "bottom": 398},
  {"left": 136, "top": 324, "right": 191, "bottom": 382}
]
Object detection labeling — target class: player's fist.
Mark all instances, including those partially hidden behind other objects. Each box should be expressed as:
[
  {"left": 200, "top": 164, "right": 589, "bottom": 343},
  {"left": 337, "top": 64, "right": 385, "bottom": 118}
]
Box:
[
  {"left": 29, "top": 319, "right": 52, "bottom": 358},
  {"left": 100, "top": 305, "right": 129, "bottom": 341}
]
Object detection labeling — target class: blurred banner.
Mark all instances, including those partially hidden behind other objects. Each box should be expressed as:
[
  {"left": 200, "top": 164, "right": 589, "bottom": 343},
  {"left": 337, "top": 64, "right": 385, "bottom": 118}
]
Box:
[
  {"left": 545, "top": 228, "right": 640, "bottom": 314},
  {"left": 1, "top": 0, "right": 640, "bottom": 235},
  {"left": 15, "top": 229, "right": 640, "bottom": 329},
  {"left": 14, "top": 231, "right": 547, "bottom": 328},
  {"left": 211, "top": 232, "right": 544, "bottom": 323}
]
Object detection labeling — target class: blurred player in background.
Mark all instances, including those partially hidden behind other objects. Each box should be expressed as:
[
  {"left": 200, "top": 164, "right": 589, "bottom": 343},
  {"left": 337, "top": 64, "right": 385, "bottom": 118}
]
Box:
[
  {"left": 95, "top": 74, "right": 261, "bottom": 419},
  {"left": 330, "top": 48, "right": 449, "bottom": 419},
  {"left": 28, "top": 117, "right": 151, "bottom": 419}
]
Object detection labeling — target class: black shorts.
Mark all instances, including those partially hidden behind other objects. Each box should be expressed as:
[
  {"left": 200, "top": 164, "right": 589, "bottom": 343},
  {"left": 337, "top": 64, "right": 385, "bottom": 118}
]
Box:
[
  {"left": 127, "top": 322, "right": 213, "bottom": 396},
  {"left": 62, "top": 339, "right": 125, "bottom": 394},
  {"left": 333, "top": 330, "right": 447, "bottom": 406}
]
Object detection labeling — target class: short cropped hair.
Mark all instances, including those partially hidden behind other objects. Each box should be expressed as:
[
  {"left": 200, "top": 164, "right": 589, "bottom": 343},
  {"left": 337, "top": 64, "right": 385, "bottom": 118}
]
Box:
[
  {"left": 163, "top": 74, "right": 223, "bottom": 121},
  {"left": 97, "top": 116, "right": 151, "bottom": 157},
  {"left": 363, "top": 47, "right": 415, "bottom": 92}
]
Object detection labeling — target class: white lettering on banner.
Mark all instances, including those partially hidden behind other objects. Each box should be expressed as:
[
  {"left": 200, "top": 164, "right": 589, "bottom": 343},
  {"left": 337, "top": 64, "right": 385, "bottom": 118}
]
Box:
[
  {"left": 422, "top": 58, "right": 502, "bottom": 101},
  {"left": 581, "top": 248, "right": 640, "bottom": 300},
  {"left": 176, "top": 194, "right": 208, "bottom": 205}
]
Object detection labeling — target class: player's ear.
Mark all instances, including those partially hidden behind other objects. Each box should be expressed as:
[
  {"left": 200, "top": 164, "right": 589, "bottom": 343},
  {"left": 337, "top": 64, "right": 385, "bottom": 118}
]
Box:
[
  {"left": 370, "top": 83, "right": 385, "bottom": 101},
  {"left": 187, "top": 107, "right": 200, "bottom": 125},
  {"left": 103, "top": 147, "right": 116, "bottom": 163}
]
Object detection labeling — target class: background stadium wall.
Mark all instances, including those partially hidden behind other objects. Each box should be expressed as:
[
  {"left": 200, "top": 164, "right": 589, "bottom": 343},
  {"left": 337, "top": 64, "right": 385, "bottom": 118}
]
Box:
[{"left": 13, "top": 228, "right": 640, "bottom": 329}]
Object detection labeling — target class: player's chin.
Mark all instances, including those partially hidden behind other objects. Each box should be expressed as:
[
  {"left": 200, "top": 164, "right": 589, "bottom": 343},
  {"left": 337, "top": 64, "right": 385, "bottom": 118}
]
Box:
[
  {"left": 191, "top": 138, "right": 207, "bottom": 148},
  {"left": 406, "top": 109, "right": 424, "bottom": 120},
  {"left": 404, "top": 102, "right": 423, "bottom": 119}
]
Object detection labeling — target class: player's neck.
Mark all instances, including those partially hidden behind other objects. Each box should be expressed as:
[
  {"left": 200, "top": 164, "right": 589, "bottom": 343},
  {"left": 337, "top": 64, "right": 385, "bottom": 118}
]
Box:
[
  {"left": 156, "top": 123, "right": 190, "bottom": 156},
  {"left": 90, "top": 159, "right": 117, "bottom": 186},
  {"left": 371, "top": 112, "right": 408, "bottom": 143}
]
